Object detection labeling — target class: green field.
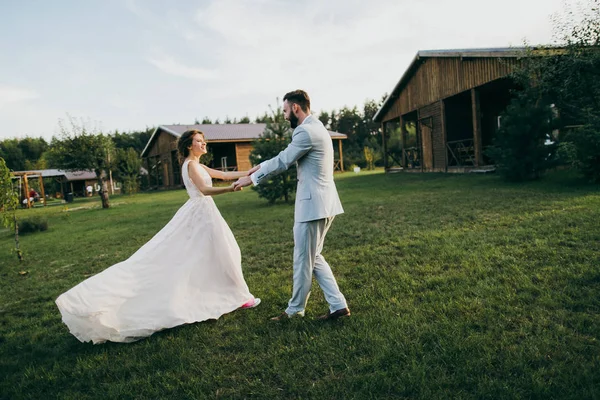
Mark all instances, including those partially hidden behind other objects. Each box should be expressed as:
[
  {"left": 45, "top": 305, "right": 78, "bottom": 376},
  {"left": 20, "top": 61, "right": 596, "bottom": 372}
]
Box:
[{"left": 1, "top": 169, "right": 599, "bottom": 399}]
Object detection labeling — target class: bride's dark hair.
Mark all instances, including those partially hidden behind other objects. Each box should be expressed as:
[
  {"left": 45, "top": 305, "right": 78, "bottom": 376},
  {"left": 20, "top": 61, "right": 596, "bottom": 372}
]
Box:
[{"left": 177, "top": 130, "right": 204, "bottom": 164}]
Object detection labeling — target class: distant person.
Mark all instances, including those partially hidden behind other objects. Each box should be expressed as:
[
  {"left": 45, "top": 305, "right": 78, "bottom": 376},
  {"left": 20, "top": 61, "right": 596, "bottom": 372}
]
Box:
[
  {"left": 234, "top": 90, "right": 350, "bottom": 321},
  {"left": 56, "top": 130, "right": 260, "bottom": 344},
  {"left": 28, "top": 189, "right": 39, "bottom": 202},
  {"left": 86, "top": 185, "right": 93, "bottom": 197}
]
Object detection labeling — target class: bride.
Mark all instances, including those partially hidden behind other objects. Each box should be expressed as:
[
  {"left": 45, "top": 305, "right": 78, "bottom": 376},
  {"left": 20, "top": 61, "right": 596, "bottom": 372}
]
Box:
[{"left": 56, "top": 129, "right": 260, "bottom": 344}]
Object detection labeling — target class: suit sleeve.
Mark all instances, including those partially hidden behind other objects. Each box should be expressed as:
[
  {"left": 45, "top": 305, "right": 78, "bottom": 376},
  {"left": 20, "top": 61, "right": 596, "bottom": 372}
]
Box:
[{"left": 251, "top": 127, "right": 311, "bottom": 186}]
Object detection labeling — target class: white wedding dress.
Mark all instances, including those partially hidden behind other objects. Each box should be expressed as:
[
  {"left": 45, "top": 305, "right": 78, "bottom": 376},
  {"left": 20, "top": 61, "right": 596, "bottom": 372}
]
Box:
[{"left": 56, "top": 160, "right": 255, "bottom": 344}]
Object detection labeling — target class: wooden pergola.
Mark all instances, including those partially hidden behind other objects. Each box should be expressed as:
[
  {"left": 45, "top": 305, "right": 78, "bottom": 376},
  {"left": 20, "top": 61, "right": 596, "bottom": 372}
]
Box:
[{"left": 11, "top": 171, "right": 46, "bottom": 208}]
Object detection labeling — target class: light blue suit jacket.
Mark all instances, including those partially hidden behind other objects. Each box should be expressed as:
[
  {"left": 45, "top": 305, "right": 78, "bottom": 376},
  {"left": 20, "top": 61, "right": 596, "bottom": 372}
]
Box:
[{"left": 251, "top": 115, "right": 344, "bottom": 223}]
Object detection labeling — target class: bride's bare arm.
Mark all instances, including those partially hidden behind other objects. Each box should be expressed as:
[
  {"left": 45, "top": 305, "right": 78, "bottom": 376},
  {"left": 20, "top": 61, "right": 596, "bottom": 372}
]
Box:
[
  {"left": 188, "top": 161, "right": 237, "bottom": 196},
  {"left": 201, "top": 165, "right": 252, "bottom": 181}
]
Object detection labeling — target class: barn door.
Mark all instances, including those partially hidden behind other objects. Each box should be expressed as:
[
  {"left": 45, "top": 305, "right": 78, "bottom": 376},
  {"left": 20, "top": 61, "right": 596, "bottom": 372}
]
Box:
[{"left": 419, "top": 117, "right": 434, "bottom": 170}]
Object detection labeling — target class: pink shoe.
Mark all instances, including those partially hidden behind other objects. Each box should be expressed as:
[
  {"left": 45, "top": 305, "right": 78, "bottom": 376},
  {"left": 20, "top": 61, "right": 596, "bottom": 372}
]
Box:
[{"left": 241, "top": 298, "right": 261, "bottom": 309}]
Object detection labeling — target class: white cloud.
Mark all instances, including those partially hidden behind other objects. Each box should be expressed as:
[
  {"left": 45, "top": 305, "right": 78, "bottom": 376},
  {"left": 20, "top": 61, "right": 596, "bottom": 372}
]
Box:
[
  {"left": 147, "top": 54, "right": 219, "bottom": 80},
  {"left": 124, "top": 0, "right": 150, "bottom": 22},
  {"left": 0, "top": 85, "right": 40, "bottom": 108}
]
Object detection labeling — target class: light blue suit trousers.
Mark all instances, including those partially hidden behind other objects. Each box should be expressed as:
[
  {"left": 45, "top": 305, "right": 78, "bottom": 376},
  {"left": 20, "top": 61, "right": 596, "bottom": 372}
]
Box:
[{"left": 286, "top": 216, "right": 347, "bottom": 315}]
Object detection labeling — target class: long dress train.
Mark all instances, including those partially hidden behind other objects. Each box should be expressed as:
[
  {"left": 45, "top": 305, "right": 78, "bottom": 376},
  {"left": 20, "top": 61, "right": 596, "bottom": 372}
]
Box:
[{"left": 56, "top": 160, "right": 254, "bottom": 344}]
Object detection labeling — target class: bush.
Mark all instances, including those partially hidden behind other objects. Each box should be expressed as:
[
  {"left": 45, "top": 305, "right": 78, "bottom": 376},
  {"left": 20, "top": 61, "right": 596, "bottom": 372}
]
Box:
[
  {"left": 121, "top": 176, "right": 141, "bottom": 195},
  {"left": 486, "top": 91, "right": 557, "bottom": 181},
  {"left": 18, "top": 216, "right": 48, "bottom": 235},
  {"left": 555, "top": 140, "right": 579, "bottom": 167},
  {"left": 568, "top": 117, "right": 600, "bottom": 182}
]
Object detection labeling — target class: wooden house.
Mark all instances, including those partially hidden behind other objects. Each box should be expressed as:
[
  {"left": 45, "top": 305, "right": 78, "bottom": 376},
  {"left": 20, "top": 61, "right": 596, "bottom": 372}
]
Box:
[
  {"left": 141, "top": 124, "right": 347, "bottom": 189},
  {"left": 374, "top": 47, "right": 531, "bottom": 172}
]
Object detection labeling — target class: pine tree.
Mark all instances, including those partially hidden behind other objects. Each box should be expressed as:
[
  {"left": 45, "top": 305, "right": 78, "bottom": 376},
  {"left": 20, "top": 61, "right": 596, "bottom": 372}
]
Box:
[{"left": 249, "top": 105, "right": 296, "bottom": 203}]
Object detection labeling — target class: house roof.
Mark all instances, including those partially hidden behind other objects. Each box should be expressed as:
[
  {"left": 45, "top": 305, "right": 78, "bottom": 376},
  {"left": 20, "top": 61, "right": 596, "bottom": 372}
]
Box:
[
  {"left": 63, "top": 170, "right": 97, "bottom": 181},
  {"left": 12, "top": 169, "right": 97, "bottom": 181},
  {"left": 373, "top": 46, "right": 532, "bottom": 122},
  {"left": 141, "top": 122, "right": 348, "bottom": 157}
]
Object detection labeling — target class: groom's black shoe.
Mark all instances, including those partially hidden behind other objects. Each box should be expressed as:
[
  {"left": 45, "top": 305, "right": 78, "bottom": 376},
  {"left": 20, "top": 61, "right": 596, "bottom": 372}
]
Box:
[{"left": 317, "top": 307, "right": 351, "bottom": 320}]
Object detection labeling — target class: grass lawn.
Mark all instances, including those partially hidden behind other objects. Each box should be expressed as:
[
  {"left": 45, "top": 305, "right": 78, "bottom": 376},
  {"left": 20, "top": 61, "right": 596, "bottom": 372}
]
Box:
[{"left": 0, "top": 169, "right": 599, "bottom": 399}]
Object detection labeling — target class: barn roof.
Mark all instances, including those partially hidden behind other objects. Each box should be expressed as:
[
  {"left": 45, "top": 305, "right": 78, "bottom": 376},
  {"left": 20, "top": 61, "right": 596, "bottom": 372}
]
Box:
[{"left": 373, "top": 47, "right": 530, "bottom": 122}]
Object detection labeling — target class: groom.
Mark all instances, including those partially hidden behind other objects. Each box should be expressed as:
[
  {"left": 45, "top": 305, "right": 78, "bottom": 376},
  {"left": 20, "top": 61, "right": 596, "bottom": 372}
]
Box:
[{"left": 234, "top": 90, "right": 350, "bottom": 320}]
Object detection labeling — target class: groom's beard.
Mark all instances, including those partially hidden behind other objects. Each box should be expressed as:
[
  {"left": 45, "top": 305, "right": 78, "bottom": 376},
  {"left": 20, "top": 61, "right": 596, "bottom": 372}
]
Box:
[{"left": 289, "top": 111, "right": 299, "bottom": 129}]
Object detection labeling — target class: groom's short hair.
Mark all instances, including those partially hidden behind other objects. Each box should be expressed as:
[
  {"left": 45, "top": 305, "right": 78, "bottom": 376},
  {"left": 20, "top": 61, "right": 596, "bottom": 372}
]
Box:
[{"left": 283, "top": 90, "right": 310, "bottom": 112}]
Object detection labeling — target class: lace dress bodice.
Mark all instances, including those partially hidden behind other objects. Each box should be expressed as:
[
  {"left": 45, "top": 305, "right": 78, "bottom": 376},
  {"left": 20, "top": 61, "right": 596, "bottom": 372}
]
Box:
[{"left": 182, "top": 160, "right": 212, "bottom": 199}]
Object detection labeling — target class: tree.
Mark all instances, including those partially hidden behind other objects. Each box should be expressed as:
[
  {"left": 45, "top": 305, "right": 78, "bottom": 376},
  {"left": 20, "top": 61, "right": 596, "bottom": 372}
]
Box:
[
  {"left": 249, "top": 103, "right": 296, "bottom": 204},
  {"left": 569, "top": 115, "right": 600, "bottom": 181},
  {"left": 47, "top": 116, "right": 115, "bottom": 208},
  {"left": 111, "top": 128, "right": 153, "bottom": 154},
  {"left": 0, "top": 140, "right": 25, "bottom": 171},
  {"left": 482, "top": 1, "right": 600, "bottom": 181},
  {"left": 19, "top": 137, "right": 48, "bottom": 165},
  {"left": 486, "top": 89, "right": 557, "bottom": 181},
  {"left": 0, "top": 157, "right": 22, "bottom": 261},
  {"left": 323, "top": 97, "right": 385, "bottom": 169},
  {"left": 0, "top": 137, "right": 49, "bottom": 171},
  {"left": 549, "top": 0, "right": 600, "bottom": 181},
  {"left": 255, "top": 112, "right": 274, "bottom": 123},
  {"left": 318, "top": 111, "right": 330, "bottom": 127},
  {"left": 24, "top": 157, "right": 47, "bottom": 171},
  {"left": 115, "top": 148, "right": 142, "bottom": 194}
]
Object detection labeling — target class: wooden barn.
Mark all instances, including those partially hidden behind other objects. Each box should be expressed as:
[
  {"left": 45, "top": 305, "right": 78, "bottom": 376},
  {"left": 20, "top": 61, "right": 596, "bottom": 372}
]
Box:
[
  {"left": 374, "top": 47, "right": 530, "bottom": 172},
  {"left": 141, "top": 124, "right": 347, "bottom": 189}
]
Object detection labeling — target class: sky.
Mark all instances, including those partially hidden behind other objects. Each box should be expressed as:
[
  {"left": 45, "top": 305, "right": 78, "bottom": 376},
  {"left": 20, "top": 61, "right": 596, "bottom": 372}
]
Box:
[{"left": 0, "top": 0, "right": 580, "bottom": 140}]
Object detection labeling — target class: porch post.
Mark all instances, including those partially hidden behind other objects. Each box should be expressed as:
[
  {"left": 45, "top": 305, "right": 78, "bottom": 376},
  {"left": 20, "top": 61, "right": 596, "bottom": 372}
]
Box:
[
  {"left": 381, "top": 122, "right": 388, "bottom": 170},
  {"left": 337, "top": 139, "right": 344, "bottom": 172},
  {"left": 38, "top": 176, "right": 46, "bottom": 206},
  {"left": 23, "top": 174, "right": 31, "bottom": 208},
  {"left": 400, "top": 116, "right": 407, "bottom": 168},
  {"left": 440, "top": 99, "right": 448, "bottom": 172},
  {"left": 471, "top": 88, "right": 483, "bottom": 166}
]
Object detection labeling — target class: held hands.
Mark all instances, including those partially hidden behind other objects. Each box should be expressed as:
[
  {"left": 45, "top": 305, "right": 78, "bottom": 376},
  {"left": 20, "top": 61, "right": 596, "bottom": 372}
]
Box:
[
  {"left": 233, "top": 176, "right": 252, "bottom": 191},
  {"left": 233, "top": 165, "right": 261, "bottom": 191}
]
